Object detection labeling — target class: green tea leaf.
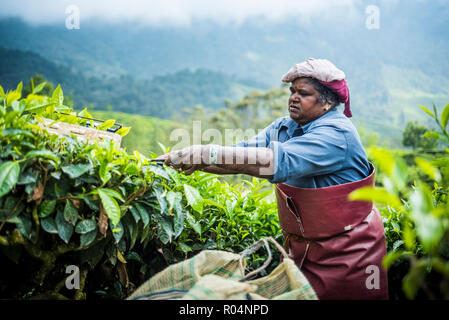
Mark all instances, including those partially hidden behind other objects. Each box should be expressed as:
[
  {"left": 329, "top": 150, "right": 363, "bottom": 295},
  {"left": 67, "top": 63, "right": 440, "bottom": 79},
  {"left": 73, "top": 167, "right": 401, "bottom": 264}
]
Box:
[
  {"left": 11, "top": 100, "right": 24, "bottom": 113},
  {"left": 99, "top": 188, "right": 125, "bottom": 203},
  {"left": 15, "top": 82, "right": 23, "bottom": 96},
  {"left": 134, "top": 203, "right": 149, "bottom": 228},
  {"left": 98, "top": 188, "right": 121, "bottom": 227},
  {"left": 124, "top": 163, "right": 139, "bottom": 176},
  {"left": 26, "top": 150, "right": 60, "bottom": 167},
  {"left": 25, "top": 102, "right": 57, "bottom": 113},
  {"left": 41, "top": 217, "right": 58, "bottom": 234},
  {"left": 38, "top": 199, "right": 57, "bottom": 218},
  {"left": 115, "top": 127, "right": 131, "bottom": 137},
  {"left": 382, "top": 251, "right": 407, "bottom": 270},
  {"left": 183, "top": 184, "right": 203, "bottom": 214},
  {"left": 51, "top": 84, "right": 63, "bottom": 105},
  {"left": 391, "top": 157, "right": 408, "bottom": 191},
  {"left": 56, "top": 208, "right": 73, "bottom": 244},
  {"left": 368, "top": 147, "right": 395, "bottom": 176},
  {"left": 419, "top": 105, "right": 434, "bottom": 118},
  {"left": 392, "top": 240, "right": 404, "bottom": 252},
  {"left": 129, "top": 206, "right": 141, "bottom": 224},
  {"left": 80, "top": 229, "right": 98, "bottom": 248},
  {"left": 170, "top": 194, "right": 185, "bottom": 238},
  {"left": 203, "top": 199, "right": 225, "bottom": 211},
  {"left": 32, "top": 81, "right": 47, "bottom": 95},
  {"left": 349, "top": 186, "right": 402, "bottom": 209},
  {"left": 62, "top": 163, "right": 92, "bottom": 179},
  {"left": 441, "top": 103, "right": 449, "bottom": 130},
  {"left": 0, "top": 162, "right": 20, "bottom": 198},
  {"left": 403, "top": 224, "right": 417, "bottom": 251},
  {"left": 16, "top": 215, "right": 32, "bottom": 240},
  {"left": 185, "top": 212, "right": 201, "bottom": 235},
  {"left": 432, "top": 103, "right": 439, "bottom": 120},
  {"left": 157, "top": 142, "right": 169, "bottom": 153},
  {"left": 158, "top": 216, "right": 173, "bottom": 244},
  {"left": 1, "top": 128, "right": 35, "bottom": 139},
  {"left": 99, "top": 161, "right": 112, "bottom": 185},
  {"left": 6, "top": 91, "right": 21, "bottom": 106},
  {"left": 173, "top": 209, "right": 185, "bottom": 238},
  {"left": 164, "top": 165, "right": 181, "bottom": 186},
  {"left": 148, "top": 165, "right": 171, "bottom": 180},
  {"left": 3, "top": 111, "right": 19, "bottom": 126},
  {"left": 63, "top": 199, "right": 78, "bottom": 226},
  {"left": 82, "top": 196, "right": 99, "bottom": 211},
  {"left": 166, "top": 191, "right": 182, "bottom": 211},
  {"left": 126, "top": 216, "right": 139, "bottom": 250},
  {"left": 152, "top": 187, "right": 167, "bottom": 214},
  {"left": 77, "top": 108, "right": 93, "bottom": 119},
  {"left": 178, "top": 242, "right": 192, "bottom": 253},
  {"left": 403, "top": 265, "right": 426, "bottom": 300},
  {"left": 423, "top": 131, "right": 440, "bottom": 139},
  {"left": 111, "top": 220, "right": 124, "bottom": 244},
  {"left": 97, "top": 119, "right": 115, "bottom": 131},
  {"left": 140, "top": 223, "right": 151, "bottom": 244},
  {"left": 75, "top": 217, "right": 97, "bottom": 234},
  {"left": 409, "top": 185, "right": 443, "bottom": 252}
]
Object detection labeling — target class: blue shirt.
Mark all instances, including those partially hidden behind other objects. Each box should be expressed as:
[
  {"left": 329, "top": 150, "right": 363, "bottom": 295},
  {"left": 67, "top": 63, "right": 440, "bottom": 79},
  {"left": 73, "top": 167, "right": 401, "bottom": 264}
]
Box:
[{"left": 234, "top": 109, "right": 371, "bottom": 188}]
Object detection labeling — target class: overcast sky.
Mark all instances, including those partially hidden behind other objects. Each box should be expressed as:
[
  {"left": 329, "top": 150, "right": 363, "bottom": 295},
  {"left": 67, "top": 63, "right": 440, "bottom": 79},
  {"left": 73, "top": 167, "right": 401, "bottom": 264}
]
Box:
[{"left": 0, "top": 0, "right": 375, "bottom": 26}]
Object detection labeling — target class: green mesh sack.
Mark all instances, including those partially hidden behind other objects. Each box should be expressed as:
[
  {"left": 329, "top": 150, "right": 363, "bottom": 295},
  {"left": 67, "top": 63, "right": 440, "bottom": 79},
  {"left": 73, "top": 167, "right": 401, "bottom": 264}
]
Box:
[{"left": 127, "top": 237, "right": 317, "bottom": 300}]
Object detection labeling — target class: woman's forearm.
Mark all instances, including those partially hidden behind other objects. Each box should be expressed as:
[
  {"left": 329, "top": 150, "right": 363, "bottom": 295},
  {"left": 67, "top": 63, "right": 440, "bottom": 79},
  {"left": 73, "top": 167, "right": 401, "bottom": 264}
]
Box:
[
  {"left": 201, "top": 166, "right": 241, "bottom": 175},
  {"left": 211, "top": 146, "right": 274, "bottom": 179},
  {"left": 163, "top": 145, "right": 275, "bottom": 179}
]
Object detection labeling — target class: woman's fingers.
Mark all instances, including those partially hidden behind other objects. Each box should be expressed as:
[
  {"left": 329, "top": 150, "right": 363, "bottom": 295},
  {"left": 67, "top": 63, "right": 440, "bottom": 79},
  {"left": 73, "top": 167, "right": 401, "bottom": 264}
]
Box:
[
  {"left": 159, "top": 145, "right": 206, "bottom": 170},
  {"left": 184, "top": 164, "right": 200, "bottom": 175}
]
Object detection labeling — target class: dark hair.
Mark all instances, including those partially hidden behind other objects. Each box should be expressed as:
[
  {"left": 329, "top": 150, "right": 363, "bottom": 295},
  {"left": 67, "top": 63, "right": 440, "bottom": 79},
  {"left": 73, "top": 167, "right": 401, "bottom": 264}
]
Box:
[{"left": 301, "top": 77, "right": 340, "bottom": 108}]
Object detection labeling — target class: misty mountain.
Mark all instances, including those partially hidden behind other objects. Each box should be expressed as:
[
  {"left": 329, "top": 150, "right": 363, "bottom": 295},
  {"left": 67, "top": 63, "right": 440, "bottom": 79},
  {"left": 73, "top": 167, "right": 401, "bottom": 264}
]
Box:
[
  {"left": 1, "top": 0, "right": 448, "bottom": 140},
  {"left": 0, "top": 46, "right": 264, "bottom": 119}
]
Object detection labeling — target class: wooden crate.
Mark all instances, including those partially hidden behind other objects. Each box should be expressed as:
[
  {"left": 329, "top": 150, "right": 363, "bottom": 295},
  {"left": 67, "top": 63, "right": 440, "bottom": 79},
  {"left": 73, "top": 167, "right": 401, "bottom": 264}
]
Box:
[{"left": 39, "top": 117, "right": 122, "bottom": 147}]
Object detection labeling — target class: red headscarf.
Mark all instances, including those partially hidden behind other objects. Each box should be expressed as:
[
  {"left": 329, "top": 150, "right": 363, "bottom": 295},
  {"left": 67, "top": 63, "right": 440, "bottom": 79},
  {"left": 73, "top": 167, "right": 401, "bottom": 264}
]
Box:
[
  {"left": 318, "top": 79, "right": 351, "bottom": 118},
  {"left": 282, "top": 58, "right": 352, "bottom": 117}
]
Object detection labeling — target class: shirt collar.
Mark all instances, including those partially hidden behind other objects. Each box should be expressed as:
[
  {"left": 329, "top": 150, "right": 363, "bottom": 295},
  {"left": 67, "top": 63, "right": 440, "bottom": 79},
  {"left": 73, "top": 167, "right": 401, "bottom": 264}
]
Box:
[{"left": 281, "top": 109, "right": 338, "bottom": 136}]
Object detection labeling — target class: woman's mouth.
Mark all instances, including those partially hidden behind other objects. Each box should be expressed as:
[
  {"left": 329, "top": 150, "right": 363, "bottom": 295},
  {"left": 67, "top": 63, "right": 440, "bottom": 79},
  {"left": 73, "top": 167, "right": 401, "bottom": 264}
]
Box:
[{"left": 289, "top": 104, "right": 300, "bottom": 112}]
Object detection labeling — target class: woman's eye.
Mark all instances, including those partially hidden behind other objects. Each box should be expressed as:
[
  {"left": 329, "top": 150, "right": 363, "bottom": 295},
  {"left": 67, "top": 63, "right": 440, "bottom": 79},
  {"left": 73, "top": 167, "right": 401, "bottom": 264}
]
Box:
[{"left": 289, "top": 87, "right": 295, "bottom": 94}]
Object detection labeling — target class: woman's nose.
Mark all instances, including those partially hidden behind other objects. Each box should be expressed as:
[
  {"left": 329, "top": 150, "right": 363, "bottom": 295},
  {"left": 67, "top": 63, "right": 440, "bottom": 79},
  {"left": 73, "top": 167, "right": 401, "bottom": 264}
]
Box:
[{"left": 289, "top": 93, "right": 300, "bottom": 102}]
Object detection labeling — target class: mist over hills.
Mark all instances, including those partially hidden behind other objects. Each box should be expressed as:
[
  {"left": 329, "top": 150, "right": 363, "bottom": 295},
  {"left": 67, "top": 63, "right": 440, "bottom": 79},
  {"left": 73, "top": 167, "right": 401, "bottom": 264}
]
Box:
[
  {"left": 0, "top": 46, "right": 265, "bottom": 119},
  {"left": 1, "top": 0, "right": 448, "bottom": 142}
]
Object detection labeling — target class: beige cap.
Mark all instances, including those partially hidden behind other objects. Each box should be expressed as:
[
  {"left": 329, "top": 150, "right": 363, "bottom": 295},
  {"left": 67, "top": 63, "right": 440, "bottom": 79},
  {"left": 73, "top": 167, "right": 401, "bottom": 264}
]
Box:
[{"left": 281, "top": 58, "right": 345, "bottom": 83}]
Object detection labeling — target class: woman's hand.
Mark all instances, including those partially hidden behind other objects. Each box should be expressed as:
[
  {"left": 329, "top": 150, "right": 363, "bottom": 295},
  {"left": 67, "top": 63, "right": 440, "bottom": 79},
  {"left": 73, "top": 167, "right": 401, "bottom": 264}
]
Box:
[
  {"left": 155, "top": 145, "right": 274, "bottom": 179},
  {"left": 156, "top": 145, "right": 209, "bottom": 175}
]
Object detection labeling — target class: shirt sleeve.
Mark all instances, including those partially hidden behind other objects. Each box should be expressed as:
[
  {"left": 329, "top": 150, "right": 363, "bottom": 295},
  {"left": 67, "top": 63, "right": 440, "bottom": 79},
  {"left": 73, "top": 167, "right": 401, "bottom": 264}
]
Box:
[
  {"left": 268, "top": 125, "right": 348, "bottom": 183},
  {"left": 232, "top": 120, "right": 278, "bottom": 148}
]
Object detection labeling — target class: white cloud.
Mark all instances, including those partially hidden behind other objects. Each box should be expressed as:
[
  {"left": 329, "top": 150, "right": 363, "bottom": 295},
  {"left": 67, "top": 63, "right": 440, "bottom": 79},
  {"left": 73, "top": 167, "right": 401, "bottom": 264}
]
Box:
[{"left": 0, "top": 0, "right": 360, "bottom": 26}]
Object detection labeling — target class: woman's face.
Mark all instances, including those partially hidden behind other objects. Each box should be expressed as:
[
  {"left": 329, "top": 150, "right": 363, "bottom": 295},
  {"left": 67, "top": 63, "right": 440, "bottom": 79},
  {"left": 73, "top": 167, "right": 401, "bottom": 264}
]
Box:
[{"left": 288, "top": 77, "right": 327, "bottom": 126}]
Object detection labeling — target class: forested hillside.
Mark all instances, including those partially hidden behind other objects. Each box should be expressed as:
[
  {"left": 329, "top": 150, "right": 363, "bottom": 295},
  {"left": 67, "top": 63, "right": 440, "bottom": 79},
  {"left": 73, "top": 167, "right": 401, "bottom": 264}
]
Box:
[
  {"left": 0, "top": 47, "right": 264, "bottom": 119},
  {"left": 1, "top": 2, "right": 449, "bottom": 145}
]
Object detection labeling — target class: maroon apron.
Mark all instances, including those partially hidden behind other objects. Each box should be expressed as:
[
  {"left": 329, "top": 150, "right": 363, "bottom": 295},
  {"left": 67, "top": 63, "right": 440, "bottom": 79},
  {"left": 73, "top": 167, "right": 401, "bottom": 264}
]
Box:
[{"left": 274, "top": 163, "right": 388, "bottom": 300}]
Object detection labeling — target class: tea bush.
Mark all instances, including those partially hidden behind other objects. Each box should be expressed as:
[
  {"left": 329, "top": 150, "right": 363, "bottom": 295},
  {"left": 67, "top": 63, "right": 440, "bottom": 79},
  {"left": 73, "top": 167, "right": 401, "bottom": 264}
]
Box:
[
  {"left": 7, "top": 80, "right": 447, "bottom": 300},
  {"left": 0, "top": 82, "right": 282, "bottom": 299},
  {"left": 350, "top": 103, "right": 449, "bottom": 299}
]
